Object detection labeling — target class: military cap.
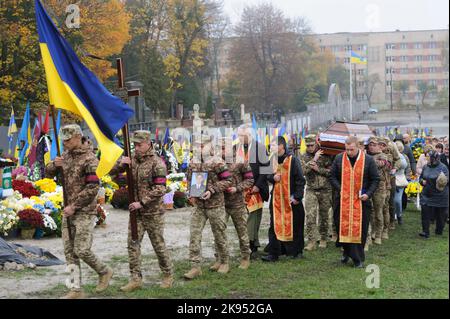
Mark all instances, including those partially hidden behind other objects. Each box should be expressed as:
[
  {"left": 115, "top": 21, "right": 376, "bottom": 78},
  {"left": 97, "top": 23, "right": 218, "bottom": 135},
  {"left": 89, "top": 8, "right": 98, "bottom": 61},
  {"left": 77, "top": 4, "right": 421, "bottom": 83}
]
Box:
[
  {"left": 130, "top": 130, "right": 152, "bottom": 144},
  {"left": 304, "top": 134, "right": 317, "bottom": 145},
  {"left": 368, "top": 136, "right": 378, "bottom": 144},
  {"left": 436, "top": 172, "right": 448, "bottom": 192},
  {"left": 378, "top": 137, "right": 389, "bottom": 145},
  {"left": 60, "top": 124, "right": 83, "bottom": 141}
]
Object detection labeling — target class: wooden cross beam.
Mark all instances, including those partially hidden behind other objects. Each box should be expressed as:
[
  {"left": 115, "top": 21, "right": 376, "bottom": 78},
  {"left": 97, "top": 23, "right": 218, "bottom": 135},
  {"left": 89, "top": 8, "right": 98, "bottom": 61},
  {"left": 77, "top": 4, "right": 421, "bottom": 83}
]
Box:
[
  {"left": 115, "top": 58, "right": 141, "bottom": 102},
  {"left": 115, "top": 58, "right": 139, "bottom": 242}
]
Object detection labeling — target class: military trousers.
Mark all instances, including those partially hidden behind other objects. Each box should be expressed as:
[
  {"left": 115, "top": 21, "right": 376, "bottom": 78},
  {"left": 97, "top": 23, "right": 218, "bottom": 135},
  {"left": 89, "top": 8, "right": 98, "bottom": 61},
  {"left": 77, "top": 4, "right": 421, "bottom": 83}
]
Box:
[
  {"left": 189, "top": 207, "right": 229, "bottom": 266},
  {"left": 371, "top": 190, "right": 387, "bottom": 239},
  {"left": 62, "top": 214, "right": 108, "bottom": 276},
  {"left": 127, "top": 212, "right": 173, "bottom": 278},
  {"left": 223, "top": 206, "right": 251, "bottom": 259},
  {"left": 247, "top": 208, "right": 263, "bottom": 248},
  {"left": 304, "top": 188, "right": 332, "bottom": 241},
  {"left": 383, "top": 190, "right": 391, "bottom": 232}
]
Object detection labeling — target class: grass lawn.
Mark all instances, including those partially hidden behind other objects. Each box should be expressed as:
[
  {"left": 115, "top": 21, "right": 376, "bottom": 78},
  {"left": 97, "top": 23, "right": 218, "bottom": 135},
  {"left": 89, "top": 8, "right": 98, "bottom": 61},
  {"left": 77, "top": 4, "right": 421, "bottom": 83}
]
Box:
[{"left": 35, "top": 203, "right": 448, "bottom": 299}]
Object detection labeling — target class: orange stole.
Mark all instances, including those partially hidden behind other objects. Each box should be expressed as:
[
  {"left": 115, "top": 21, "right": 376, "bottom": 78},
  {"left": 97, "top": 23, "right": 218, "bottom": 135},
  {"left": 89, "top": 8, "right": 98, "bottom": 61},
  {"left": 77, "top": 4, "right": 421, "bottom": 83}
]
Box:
[
  {"left": 272, "top": 155, "right": 293, "bottom": 242},
  {"left": 339, "top": 152, "right": 366, "bottom": 244},
  {"left": 237, "top": 145, "right": 264, "bottom": 213}
]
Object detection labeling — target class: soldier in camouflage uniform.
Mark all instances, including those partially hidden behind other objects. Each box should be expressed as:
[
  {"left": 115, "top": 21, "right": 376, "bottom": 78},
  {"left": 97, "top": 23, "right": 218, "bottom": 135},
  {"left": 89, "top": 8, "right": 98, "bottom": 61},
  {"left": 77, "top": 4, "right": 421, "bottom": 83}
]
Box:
[
  {"left": 379, "top": 137, "right": 401, "bottom": 238},
  {"left": 45, "top": 125, "right": 113, "bottom": 299},
  {"left": 110, "top": 131, "right": 173, "bottom": 292},
  {"left": 184, "top": 134, "right": 233, "bottom": 280},
  {"left": 300, "top": 134, "right": 334, "bottom": 250},
  {"left": 367, "top": 137, "right": 390, "bottom": 245},
  {"left": 210, "top": 137, "right": 254, "bottom": 270}
]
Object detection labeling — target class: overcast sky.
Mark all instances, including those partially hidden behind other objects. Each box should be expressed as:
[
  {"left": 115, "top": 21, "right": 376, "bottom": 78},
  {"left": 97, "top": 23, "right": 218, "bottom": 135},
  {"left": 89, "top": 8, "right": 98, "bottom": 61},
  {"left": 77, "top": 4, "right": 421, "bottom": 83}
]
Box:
[{"left": 223, "top": 0, "right": 449, "bottom": 34}]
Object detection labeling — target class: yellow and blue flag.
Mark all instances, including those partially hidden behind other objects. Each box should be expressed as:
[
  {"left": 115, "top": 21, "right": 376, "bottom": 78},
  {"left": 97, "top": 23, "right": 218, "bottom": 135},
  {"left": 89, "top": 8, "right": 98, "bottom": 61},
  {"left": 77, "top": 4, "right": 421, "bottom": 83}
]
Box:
[
  {"left": 35, "top": 0, "right": 134, "bottom": 177},
  {"left": 350, "top": 51, "right": 367, "bottom": 65},
  {"left": 7, "top": 107, "right": 18, "bottom": 155},
  {"left": 15, "top": 101, "right": 32, "bottom": 165}
]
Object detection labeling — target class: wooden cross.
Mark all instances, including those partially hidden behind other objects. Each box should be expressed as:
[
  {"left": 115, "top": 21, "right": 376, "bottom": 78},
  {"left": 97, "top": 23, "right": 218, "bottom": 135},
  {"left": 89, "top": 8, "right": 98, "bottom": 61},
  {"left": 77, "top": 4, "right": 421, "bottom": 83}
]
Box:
[
  {"left": 115, "top": 58, "right": 140, "bottom": 242},
  {"left": 115, "top": 58, "right": 141, "bottom": 103}
]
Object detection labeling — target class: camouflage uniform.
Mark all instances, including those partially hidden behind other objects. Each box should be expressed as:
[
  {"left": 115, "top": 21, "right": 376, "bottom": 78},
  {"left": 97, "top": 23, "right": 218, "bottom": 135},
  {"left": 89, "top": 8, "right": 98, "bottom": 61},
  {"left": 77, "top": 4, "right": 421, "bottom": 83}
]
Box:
[
  {"left": 110, "top": 131, "right": 173, "bottom": 279},
  {"left": 187, "top": 139, "right": 233, "bottom": 267},
  {"left": 300, "top": 135, "right": 333, "bottom": 242},
  {"left": 388, "top": 141, "right": 402, "bottom": 228},
  {"left": 219, "top": 162, "right": 254, "bottom": 260},
  {"left": 368, "top": 137, "right": 390, "bottom": 240},
  {"left": 45, "top": 125, "right": 108, "bottom": 279}
]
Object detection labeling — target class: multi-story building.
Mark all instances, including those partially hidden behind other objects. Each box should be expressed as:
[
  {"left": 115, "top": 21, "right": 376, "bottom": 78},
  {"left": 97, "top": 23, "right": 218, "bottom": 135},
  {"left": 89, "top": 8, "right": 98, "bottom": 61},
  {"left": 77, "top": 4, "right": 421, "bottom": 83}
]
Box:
[
  {"left": 311, "top": 29, "right": 449, "bottom": 108},
  {"left": 214, "top": 29, "right": 448, "bottom": 109}
]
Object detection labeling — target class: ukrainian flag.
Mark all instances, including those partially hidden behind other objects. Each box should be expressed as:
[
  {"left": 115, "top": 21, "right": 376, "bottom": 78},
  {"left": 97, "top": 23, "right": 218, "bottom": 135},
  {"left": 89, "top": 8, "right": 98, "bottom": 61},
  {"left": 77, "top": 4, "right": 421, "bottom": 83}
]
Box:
[
  {"left": 350, "top": 51, "right": 367, "bottom": 65},
  {"left": 7, "top": 107, "right": 17, "bottom": 155},
  {"left": 35, "top": 0, "right": 134, "bottom": 177}
]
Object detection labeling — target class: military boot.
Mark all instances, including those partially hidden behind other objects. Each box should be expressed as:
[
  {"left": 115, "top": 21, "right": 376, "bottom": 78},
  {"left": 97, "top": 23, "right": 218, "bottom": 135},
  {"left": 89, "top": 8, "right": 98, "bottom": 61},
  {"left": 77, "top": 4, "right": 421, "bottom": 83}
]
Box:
[
  {"left": 183, "top": 267, "right": 202, "bottom": 280},
  {"left": 319, "top": 240, "right": 327, "bottom": 249},
  {"left": 160, "top": 274, "right": 174, "bottom": 289},
  {"left": 217, "top": 264, "right": 229, "bottom": 274},
  {"left": 95, "top": 267, "right": 113, "bottom": 293},
  {"left": 209, "top": 261, "right": 221, "bottom": 271},
  {"left": 364, "top": 242, "right": 370, "bottom": 252},
  {"left": 374, "top": 237, "right": 382, "bottom": 245},
  {"left": 305, "top": 241, "right": 317, "bottom": 251},
  {"left": 120, "top": 277, "right": 143, "bottom": 292},
  {"left": 60, "top": 290, "right": 86, "bottom": 299},
  {"left": 382, "top": 231, "right": 389, "bottom": 240},
  {"left": 238, "top": 257, "right": 250, "bottom": 270}
]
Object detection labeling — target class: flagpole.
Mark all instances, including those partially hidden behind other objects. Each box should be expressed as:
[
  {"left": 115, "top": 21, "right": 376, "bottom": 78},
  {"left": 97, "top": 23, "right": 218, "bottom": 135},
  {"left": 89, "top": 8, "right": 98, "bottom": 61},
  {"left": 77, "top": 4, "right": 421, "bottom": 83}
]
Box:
[
  {"left": 349, "top": 52, "right": 353, "bottom": 122},
  {"left": 50, "top": 104, "right": 72, "bottom": 240}
]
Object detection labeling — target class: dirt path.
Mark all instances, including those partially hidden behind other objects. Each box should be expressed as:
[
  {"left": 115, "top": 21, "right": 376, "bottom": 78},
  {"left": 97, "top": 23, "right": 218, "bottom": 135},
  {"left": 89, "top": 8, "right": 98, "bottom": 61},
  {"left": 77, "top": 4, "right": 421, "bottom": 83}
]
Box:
[{"left": 0, "top": 204, "right": 270, "bottom": 298}]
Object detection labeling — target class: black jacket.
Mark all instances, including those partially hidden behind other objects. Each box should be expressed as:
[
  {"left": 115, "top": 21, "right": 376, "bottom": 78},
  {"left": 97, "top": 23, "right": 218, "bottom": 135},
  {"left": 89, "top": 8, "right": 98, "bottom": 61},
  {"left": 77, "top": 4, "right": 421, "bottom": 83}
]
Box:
[
  {"left": 440, "top": 154, "right": 449, "bottom": 170},
  {"left": 330, "top": 152, "right": 380, "bottom": 199},
  {"left": 403, "top": 144, "right": 417, "bottom": 175},
  {"left": 267, "top": 152, "right": 306, "bottom": 201},
  {"left": 244, "top": 141, "right": 270, "bottom": 202}
]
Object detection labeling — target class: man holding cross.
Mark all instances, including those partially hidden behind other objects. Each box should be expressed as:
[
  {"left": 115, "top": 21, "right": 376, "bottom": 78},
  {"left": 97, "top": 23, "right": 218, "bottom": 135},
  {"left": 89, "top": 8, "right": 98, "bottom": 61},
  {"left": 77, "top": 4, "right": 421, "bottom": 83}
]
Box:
[{"left": 111, "top": 130, "right": 174, "bottom": 291}]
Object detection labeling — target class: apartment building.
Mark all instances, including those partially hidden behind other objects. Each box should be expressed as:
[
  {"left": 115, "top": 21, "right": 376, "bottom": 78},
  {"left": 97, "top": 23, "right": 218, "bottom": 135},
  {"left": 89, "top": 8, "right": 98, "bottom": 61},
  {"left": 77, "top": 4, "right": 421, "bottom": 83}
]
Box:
[
  {"left": 214, "top": 29, "right": 448, "bottom": 109},
  {"left": 312, "top": 29, "right": 449, "bottom": 108}
]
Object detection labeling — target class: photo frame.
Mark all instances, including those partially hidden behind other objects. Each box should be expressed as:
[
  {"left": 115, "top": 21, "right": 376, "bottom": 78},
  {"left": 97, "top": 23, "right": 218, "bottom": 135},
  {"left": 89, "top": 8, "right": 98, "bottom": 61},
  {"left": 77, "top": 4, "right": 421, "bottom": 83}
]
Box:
[{"left": 189, "top": 172, "right": 208, "bottom": 198}]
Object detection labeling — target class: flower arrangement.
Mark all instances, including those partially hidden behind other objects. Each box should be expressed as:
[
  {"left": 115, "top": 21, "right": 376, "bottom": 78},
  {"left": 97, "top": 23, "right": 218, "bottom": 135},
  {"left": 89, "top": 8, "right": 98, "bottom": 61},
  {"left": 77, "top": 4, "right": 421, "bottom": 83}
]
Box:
[
  {"left": 101, "top": 175, "right": 119, "bottom": 203},
  {"left": 405, "top": 181, "right": 423, "bottom": 197},
  {"left": 95, "top": 205, "right": 109, "bottom": 226},
  {"left": 12, "top": 166, "right": 29, "bottom": 180},
  {"left": 12, "top": 180, "right": 40, "bottom": 198},
  {"left": 410, "top": 138, "right": 425, "bottom": 161},
  {"left": 34, "top": 178, "right": 57, "bottom": 193},
  {"left": 17, "top": 209, "right": 44, "bottom": 229},
  {"left": 0, "top": 204, "right": 20, "bottom": 236}
]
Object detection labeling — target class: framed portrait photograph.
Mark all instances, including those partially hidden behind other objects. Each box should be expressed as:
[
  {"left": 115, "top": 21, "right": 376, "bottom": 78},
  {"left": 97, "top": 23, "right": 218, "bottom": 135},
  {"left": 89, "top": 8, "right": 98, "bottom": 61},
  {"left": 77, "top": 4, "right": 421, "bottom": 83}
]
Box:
[{"left": 189, "top": 172, "right": 208, "bottom": 198}]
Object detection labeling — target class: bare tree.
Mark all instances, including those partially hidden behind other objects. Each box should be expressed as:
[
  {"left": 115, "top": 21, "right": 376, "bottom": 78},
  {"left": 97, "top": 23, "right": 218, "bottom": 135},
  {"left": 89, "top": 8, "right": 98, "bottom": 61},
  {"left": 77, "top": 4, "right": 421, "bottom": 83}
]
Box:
[
  {"left": 229, "top": 3, "right": 313, "bottom": 112},
  {"left": 363, "top": 73, "right": 381, "bottom": 108}
]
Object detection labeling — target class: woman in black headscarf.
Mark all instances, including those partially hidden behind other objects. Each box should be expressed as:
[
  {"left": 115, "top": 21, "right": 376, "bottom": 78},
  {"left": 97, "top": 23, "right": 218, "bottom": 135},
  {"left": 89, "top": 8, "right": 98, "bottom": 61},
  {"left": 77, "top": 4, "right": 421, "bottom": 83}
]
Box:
[{"left": 419, "top": 150, "right": 449, "bottom": 238}]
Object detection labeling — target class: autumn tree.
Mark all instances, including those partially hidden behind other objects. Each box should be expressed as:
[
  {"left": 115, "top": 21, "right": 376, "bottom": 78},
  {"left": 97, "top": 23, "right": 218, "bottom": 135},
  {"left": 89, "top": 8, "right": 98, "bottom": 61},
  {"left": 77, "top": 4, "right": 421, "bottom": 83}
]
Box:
[
  {"left": 43, "top": 0, "right": 131, "bottom": 81},
  {"left": 163, "top": 0, "right": 210, "bottom": 117},
  {"left": 0, "top": 0, "right": 47, "bottom": 119},
  {"left": 227, "top": 3, "right": 333, "bottom": 113},
  {"left": 0, "top": 0, "right": 130, "bottom": 122}
]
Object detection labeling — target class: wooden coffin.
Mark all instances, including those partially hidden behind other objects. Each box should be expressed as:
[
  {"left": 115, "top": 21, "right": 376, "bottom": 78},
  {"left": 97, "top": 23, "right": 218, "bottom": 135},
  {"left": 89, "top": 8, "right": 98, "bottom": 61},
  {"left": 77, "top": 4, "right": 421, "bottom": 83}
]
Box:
[{"left": 318, "top": 121, "right": 375, "bottom": 156}]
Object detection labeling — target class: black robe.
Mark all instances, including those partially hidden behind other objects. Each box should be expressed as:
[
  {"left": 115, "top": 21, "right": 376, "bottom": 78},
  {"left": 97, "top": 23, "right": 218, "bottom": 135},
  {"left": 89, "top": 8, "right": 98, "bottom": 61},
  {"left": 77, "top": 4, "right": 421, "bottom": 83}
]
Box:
[
  {"left": 330, "top": 151, "right": 380, "bottom": 264},
  {"left": 267, "top": 152, "right": 306, "bottom": 257}
]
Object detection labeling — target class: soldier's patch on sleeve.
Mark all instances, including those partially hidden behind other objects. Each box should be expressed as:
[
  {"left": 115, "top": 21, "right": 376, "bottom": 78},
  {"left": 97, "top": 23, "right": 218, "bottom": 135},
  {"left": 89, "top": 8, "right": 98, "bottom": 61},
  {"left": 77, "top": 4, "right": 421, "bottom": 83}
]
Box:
[
  {"left": 84, "top": 163, "right": 99, "bottom": 184},
  {"left": 152, "top": 161, "right": 167, "bottom": 185},
  {"left": 243, "top": 170, "right": 254, "bottom": 180},
  {"left": 218, "top": 168, "right": 232, "bottom": 180}
]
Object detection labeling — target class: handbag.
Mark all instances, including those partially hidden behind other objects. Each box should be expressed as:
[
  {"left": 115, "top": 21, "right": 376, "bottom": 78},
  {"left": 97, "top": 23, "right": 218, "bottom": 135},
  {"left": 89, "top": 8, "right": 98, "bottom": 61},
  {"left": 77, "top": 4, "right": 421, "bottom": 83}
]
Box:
[{"left": 395, "top": 174, "right": 409, "bottom": 187}]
